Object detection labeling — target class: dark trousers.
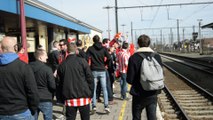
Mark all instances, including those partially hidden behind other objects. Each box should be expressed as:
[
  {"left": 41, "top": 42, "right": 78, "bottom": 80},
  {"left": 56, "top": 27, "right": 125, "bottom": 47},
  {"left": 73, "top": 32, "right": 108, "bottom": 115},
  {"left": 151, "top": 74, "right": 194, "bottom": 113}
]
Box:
[
  {"left": 106, "top": 71, "right": 113, "bottom": 101},
  {"left": 108, "top": 71, "right": 115, "bottom": 94},
  {"left": 55, "top": 77, "right": 63, "bottom": 103},
  {"left": 66, "top": 104, "right": 90, "bottom": 120},
  {"left": 132, "top": 95, "right": 157, "bottom": 120}
]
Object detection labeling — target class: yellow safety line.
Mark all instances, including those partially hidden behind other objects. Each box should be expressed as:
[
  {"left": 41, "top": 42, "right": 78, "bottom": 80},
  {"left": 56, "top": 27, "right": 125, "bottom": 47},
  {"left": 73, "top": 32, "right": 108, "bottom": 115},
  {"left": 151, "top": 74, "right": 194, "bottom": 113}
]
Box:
[
  {"left": 118, "top": 100, "right": 127, "bottom": 120},
  {"left": 118, "top": 85, "right": 130, "bottom": 120}
]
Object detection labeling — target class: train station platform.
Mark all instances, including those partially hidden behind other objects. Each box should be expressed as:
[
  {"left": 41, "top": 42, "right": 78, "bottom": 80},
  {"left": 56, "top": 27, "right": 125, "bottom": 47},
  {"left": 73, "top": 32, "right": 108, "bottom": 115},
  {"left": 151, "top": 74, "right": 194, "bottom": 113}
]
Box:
[{"left": 38, "top": 80, "right": 163, "bottom": 120}]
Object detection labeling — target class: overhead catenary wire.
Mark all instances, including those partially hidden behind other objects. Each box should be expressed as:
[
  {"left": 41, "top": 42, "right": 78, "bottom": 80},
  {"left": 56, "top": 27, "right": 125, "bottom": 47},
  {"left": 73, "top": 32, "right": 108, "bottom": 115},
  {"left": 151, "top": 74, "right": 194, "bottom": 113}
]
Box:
[
  {"left": 103, "top": 0, "right": 213, "bottom": 42},
  {"left": 116, "top": 1, "right": 213, "bottom": 9},
  {"left": 182, "top": 4, "right": 210, "bottom": 23},
  {"left": 105, "top": 0, "right": 113, "bottom": 6},
  {"left": 149, "top": 0, "right": 163, "bottom": 31},
  {"left": 119, "top": 0, "right": 133, "bottom": 34},
  {"left": 120, "top": 0, "right": 133, "bottom": 22}
]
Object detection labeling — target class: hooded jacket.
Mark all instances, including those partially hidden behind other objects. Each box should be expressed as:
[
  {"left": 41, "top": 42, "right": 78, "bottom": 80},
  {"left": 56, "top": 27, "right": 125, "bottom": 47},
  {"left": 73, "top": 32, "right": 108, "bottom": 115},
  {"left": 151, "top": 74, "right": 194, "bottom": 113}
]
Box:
[
  {"left": 0, "top": 53, "right": 39, "bottom": 115},
  {"left": 86, "top": 42, "right": 111, "bottom": 71},
  {"left": 30, "top": 60, "right": 55, "bottom": 102}
]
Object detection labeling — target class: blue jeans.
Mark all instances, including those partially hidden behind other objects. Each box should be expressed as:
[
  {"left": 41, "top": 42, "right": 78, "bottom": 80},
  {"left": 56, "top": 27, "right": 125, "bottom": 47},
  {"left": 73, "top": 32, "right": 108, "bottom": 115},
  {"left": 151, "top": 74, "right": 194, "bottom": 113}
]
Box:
[
  {"left": 0, "top": 109, "right": 34, "bottom": 120},
  {"left": 120, "top": 73, "right": 127, "bottom": 99},
  {"left": 92, "top": 71, "right": 108, "bottom": 108},
  {"left": 34, "top": 102, "right": 52, "bottom": 120},
  {"left": 96, "top": 71, "right": 113, "bottom": 101}
]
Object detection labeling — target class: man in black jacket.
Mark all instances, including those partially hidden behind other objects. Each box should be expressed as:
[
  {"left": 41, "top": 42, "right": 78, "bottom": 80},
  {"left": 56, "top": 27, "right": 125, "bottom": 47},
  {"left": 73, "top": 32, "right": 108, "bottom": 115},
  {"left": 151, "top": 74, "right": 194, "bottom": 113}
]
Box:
[
  {"left": 127, "top": 34, "right": 163, "bottom": 120},
  {"left": 76, "top": 39, "right": 87, "bottom": 60},
  {"left": 57, "top": 43, "right": 94, "bottom": 120},
  {"left": 30, "top": 49, "right": 56, "bottom": 120},
  {"left": 0, "top": 36, "right": 39, "bottom": 119},
  {"left": 48, "top": 40, "right": 61, "bottom": 103},
  {"left": 48, "top": 40, "right": 60, "bottom": 76},
  {"left": 86, "top": 35, "right": 111, "bottom": 113}
]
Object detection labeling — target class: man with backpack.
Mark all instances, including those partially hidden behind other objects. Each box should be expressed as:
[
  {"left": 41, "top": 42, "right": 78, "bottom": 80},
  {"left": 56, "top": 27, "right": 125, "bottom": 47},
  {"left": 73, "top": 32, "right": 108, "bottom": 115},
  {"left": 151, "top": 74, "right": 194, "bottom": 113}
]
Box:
[{"left": 127, "top": 34, "right": 164, "bottom": 120}]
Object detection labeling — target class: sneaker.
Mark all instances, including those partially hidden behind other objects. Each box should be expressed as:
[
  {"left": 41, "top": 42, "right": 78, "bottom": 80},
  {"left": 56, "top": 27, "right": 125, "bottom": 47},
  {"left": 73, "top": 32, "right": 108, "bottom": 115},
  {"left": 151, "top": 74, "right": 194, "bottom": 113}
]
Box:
[
  {"left": 120, "top": 96, "right": 130, "bottom": 101},
  {"left": 120, "top": 97, "right": 124, "bottom": 100},
  {"left": 91, "top": 107, "right": 96, "bottom": 114},
  {"left": 105, "top": 107, "right": 110, "bottom": 114},
  {"left": 124, "top": 97, "right": 131, "bottom": 101},
  {"left": 113, "top": 94, "right": 118, "bottom": 98}
]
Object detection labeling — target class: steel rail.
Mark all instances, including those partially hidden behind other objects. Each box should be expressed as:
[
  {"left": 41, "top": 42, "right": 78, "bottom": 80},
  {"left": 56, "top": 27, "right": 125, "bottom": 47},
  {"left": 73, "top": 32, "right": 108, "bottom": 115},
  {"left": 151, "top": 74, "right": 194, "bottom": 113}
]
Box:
[{"left": 163, "top": 63, "right": 213, "bottom": 101}]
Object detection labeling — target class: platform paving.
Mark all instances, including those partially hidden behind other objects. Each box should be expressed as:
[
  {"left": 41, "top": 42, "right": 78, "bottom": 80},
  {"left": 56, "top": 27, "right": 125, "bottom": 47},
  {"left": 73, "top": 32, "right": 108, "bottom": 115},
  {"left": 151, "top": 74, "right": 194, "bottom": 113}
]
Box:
[{"left": 38, "top": 81, "right": 163, "bottom": 120}]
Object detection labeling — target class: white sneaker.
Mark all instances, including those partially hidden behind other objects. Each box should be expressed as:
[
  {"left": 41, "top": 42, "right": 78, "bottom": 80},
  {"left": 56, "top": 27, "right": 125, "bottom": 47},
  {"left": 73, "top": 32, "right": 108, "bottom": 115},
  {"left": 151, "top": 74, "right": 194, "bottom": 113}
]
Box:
[{"left": 105, "top": 107, "right": 110, "bottom": 114}]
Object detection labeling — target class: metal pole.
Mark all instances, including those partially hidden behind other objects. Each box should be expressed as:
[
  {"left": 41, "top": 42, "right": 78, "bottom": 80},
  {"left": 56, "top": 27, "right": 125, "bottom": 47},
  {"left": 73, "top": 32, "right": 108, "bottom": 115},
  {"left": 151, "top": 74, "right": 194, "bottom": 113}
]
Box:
[
  {"left": 20, "top": 0, "right": 27, "bottom": 57},
  {"left": 135, "top": 31, "right": 137, "bottom": 45},
  {"left": 193, "top": 25, "right": 195, "bottom": 32},
  {"left": 103, "top": 6, "right": 112, "bottom": 39},
  {"left": 160, "top": 29, "right": 163, "bottom": 51},
  {"left": 170, "top": 28, "right": 173, "bottom": 45},
  {"left": 182, "top": 28, "right": 185, "bottom": 40},
  {"left": 107, "top": 7, "right": 111, "bottom": 40},
  {"left": 115, "top": 0, "right": 118, "bottom": 34},
  {"left": 171, "top": 29, "right": 173, "bottom": 46},
  {"left": 177, "top": 19, "right": 180, "bottom": 48},
  {"left": 131, "top": 22, "right": 133, "bottom": 44},
  {"left": 177, "top": 19, "right": 181, "bottom": 50},
  {"left": 198, "top": 19, "right": 203, "bottom": 54}
]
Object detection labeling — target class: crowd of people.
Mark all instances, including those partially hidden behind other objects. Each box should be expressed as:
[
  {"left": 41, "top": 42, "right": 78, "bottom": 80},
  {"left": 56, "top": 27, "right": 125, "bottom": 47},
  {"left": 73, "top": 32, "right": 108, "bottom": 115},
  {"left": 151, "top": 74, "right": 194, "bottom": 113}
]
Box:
[{"left": 0, "top": 33, "right": 163, "bottom": 120}]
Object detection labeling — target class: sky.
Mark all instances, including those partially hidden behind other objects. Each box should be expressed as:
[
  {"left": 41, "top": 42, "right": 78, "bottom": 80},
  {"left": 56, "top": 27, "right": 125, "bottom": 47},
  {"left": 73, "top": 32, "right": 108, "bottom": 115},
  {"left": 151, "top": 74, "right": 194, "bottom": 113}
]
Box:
[{"left": 40, "top": 0, "right": 213, "bottom": 44}]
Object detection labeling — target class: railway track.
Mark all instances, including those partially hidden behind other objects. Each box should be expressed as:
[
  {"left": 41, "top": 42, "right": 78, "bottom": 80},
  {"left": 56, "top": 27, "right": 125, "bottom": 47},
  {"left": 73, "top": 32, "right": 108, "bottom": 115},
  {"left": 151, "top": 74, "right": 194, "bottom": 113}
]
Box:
[
  {"left": 161, "top": 53, "right": 213, "bottom": 72},
  {"left": 158, "top": 63, "right": 213, "bottom": 120},
  {"left": 160, "top": 54, "right": 213, "bottom": 75},
  {"left": 159, "top": 53, "right": 213, "bottom": 66}
]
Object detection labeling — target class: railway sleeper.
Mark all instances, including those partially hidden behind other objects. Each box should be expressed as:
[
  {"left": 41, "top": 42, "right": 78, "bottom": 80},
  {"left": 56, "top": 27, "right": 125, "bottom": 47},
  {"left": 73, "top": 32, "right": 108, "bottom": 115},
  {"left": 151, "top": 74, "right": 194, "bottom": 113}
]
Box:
[
  {"left": 172, "top": 91, "right": 198, "bottom": 94},
  {"left": 162, "top": 105, "right": 173, "bottom": 109},
  {"left": 186, "top": 110, "right": 213, "bottom": 115},
  {"left": 164, "top": 109, "right": 176, "bottom": 114},
  {"left": 173, "top": 94, "right": 202, "bottom": 97},
  {"left": 159, "top": 101, "right": 173, "bottom": 106},
  {"left": 176, "top": 99, "right": 209, "bottom": 103},
  {"left": 159, "top": 99, "right": 170, "bottom": 102},
  {"left": 189, "top": 115, "right": 213, "bottom": 120},
  {"left": 184, "top": 106, "right": 213, "bottom": 110},
  {"left": 180, "top": 102, "right": 211, "bottom": 106},
  {"left": 175, "top": 96, "right": 205, "bottom": 100},
  {"left": 162, "top": 112, "right": 179, "bottom": 120}
]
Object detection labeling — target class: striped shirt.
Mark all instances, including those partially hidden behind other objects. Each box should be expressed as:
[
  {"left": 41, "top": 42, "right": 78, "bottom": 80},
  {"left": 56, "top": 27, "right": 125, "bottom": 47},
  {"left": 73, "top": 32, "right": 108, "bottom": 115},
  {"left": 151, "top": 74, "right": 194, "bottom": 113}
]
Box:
[
  {"left": 65, "top": 98, "right": 91, "bottom": 107},
  {"left": 117, "top": 49, "right": 130, "bottom": 73}
]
